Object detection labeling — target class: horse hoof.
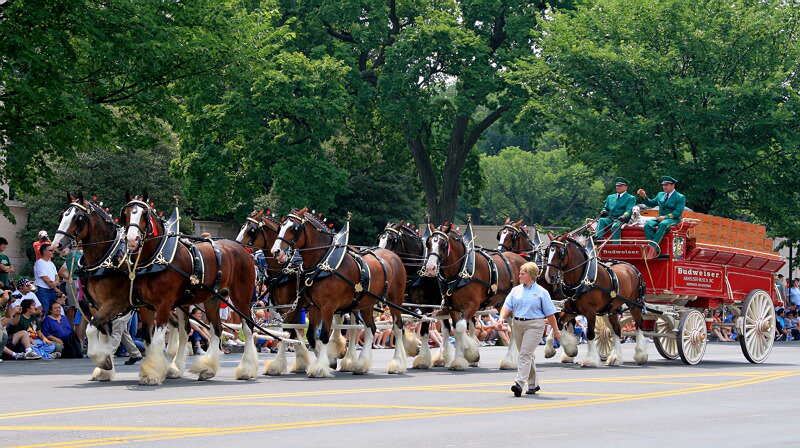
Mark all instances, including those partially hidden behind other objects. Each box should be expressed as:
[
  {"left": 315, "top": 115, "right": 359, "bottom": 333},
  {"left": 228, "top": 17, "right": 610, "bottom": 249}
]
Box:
[
  {"left": 197, "top": 371, "right": 216, "bottom": 381},
  {"left": 166, "top": 367, "right": 182, "bottom": 379}
]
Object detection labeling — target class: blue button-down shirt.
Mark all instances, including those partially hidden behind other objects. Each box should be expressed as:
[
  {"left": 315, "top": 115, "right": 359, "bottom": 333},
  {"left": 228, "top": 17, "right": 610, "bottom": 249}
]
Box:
[{"left": 502, "top": 282, "right": 556, "bottom": 319}]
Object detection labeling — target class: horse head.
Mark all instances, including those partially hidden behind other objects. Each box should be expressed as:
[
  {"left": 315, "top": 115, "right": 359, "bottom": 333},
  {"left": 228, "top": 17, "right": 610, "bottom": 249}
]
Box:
[
  {"left": 236, "top": 209, "right": 266, "bottom": 247},
  {"left": 377, "top": 221, "right": 404, "bottom": 250},
  {"left": 424, "top": 222, "right": 463, "bottom": 277},
  {"left": 52, "top": 191, "right": 116, "bottom": 257},
  {"left": 121, "top": 190, "right": 158, "bottom": 253},
  {"left": 544, "top": 233, "right": 587, "bottom": 286},
  {"left": 497, "top": 218, "right": 527, "bottom": 252},
  {"left": 271, "top": 207, "right": 309, "bottom": 263}
]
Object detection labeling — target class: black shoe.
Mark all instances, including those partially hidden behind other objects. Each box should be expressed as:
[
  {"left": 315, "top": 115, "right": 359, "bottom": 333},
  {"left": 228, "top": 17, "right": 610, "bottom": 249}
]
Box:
[
  {"left": 511, "top": 383, "right": 522, "bottom": 397},
  {"left": 124, "top": 356, "right": 143, "bottom": 365},
  {"left": 526, "top": 386, "right": 541, "bottom": 395}
]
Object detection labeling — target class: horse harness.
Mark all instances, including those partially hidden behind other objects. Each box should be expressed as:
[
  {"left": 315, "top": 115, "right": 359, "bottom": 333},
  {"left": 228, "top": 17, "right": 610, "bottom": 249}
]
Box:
[
  {"left": 547, "top": 238, "right": 647, "bottom": 316},
  {"left": 431, "top": 229, "right": 515, "bottom": 311}
]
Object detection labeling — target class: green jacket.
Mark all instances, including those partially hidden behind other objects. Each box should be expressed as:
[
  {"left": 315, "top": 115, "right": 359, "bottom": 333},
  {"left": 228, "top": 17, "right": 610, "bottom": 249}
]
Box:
[
  {"left": 601, "top": 192, "right": 636, "bottom": 219},
  {"left": 643, "top": 190, "right": 685, "bottom": 220}
]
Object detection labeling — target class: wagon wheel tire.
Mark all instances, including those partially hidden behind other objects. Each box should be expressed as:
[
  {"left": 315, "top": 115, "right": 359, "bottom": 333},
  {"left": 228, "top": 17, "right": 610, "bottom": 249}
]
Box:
[
  {"left": 738, "top": 289, "right": 775, "bottom": 364},
  {"left": 677, "top": 309, "right": 707, "bottom": 365},
  {"left": 594, "top": 316, "right": 615, "bottom": 362},
  {"left": 653, "top": 317, "right": 679, "bottom": 360}
]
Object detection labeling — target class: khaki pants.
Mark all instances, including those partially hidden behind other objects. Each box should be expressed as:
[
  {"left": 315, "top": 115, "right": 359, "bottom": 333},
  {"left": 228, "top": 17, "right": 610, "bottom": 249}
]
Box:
[{"left": 512, "top": 318, "right": 546, "bottom": 389}]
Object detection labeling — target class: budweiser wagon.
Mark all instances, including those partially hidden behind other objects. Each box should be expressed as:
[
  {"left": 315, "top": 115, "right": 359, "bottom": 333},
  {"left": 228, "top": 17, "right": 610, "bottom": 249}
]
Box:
[{"left": 594, "top": 208, "right": 785, "bottom": 365}]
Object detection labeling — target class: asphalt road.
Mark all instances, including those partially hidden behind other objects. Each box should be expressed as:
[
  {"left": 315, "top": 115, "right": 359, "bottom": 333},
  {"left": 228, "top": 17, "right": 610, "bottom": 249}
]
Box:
[{"left": 1, "top": 341, "right": 798, "bottom": 448}]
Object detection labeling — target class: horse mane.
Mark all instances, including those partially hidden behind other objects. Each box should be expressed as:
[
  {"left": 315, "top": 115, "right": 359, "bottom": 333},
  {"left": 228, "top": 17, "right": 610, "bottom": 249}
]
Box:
[
  {"left": 296, "top": 209, "right": 335, "bottom": 235},
  {"left": 87, "top": 200, "right": 115, "bottom": 225},
  {"left": 260, "top": 209, "right": 280, "bottom": 226}
]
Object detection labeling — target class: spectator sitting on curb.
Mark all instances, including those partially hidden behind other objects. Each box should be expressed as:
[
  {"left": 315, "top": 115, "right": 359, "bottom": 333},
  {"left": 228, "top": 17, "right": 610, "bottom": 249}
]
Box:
[{"left": 8, "top": 299, "right": 57, "bottom": 359}]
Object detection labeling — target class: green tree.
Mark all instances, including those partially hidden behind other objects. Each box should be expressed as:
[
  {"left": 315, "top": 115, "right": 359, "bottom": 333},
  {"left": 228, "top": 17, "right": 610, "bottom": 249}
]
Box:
[
  {"left": 172, "top": 5, "right": 351, "bottom": 220},
  {"left": 479, "top": 146, "right": 604, "bottom": 227},
  {"left": 515, "top": 0, "right": 800, "bottom": 234},
  {"left": 20, "top": 132, "right": 187, "bottom": 263},
  {"left": 0, "top": 0, "right": 240, "bottom": 220},
  {"left": 273, "top": 0, "right": 553, "bottom": 224}
]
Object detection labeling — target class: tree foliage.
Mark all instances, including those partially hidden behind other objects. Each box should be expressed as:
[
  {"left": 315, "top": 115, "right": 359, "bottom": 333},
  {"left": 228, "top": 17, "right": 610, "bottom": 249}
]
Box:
[
  {"left": 479, "top": 146, "right": 604, "bottom": 227},
  {"left": 515, "top": 0, "right": 800, "bottom": 237},
  {"left": 0, "top": 0, "right": 240, "bottom": 219}
]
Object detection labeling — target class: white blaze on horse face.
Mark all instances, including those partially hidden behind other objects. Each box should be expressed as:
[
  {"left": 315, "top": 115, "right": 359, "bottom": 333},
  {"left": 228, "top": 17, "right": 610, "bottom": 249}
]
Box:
[
  {"left": 497, "top": 229, "right": 508, "bottom": 251},
  {"left": 52, "top": 207, "right": 77, "bottom": 254},
  {"left": 425, "top": 235, "right": 442, "bottom": 276},
  {"left": 235, "top": 223, "right": 248, "bottom": 243},
  {"left": 126, "top": 204, "right": 145, "bottom": 249},
  {"left": 377, "top": 233, "right": 388, "bottom": 249},
  {"left": 271, "top": 220, "right": 292, "bottom": 262},
  {"left": 545, "top": 245, "right": 557, "bottom": 284}
]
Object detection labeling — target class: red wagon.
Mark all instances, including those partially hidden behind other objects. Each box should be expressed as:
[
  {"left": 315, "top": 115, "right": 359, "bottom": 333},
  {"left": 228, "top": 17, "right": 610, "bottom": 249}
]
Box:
[{"left": 594, "top": 209, "right": 785, "bottom": 365}]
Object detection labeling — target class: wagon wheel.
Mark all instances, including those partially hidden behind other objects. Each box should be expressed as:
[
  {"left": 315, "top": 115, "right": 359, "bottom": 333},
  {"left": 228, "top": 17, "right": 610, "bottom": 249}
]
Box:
[
  {"left": 653, "top": 316, "right": 679, "bottom": 360},
  {"left": 594, "top": 316, "right": 615, "bottom": 361},
  {"left": 677, "top": 309, "right": 707, "bottom": 365},
  {"left": 738, "top": 289, "right": 775, "bottom": 364}
]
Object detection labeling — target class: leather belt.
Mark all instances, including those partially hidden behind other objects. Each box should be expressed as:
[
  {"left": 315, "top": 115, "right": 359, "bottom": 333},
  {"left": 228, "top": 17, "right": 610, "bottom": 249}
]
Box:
[{"left": 513, "top": 317, "right": 539, "bottom": 321}]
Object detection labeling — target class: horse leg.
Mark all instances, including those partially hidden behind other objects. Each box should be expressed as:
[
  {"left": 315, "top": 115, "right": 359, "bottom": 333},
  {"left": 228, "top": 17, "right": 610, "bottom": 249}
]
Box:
[
  {"left": 340, "top": 313, "right": 359, "bottom": 372},
  {"left": 188, "top": 303, "right": 222, "bottom": 381},
  {"left": 606, "top": 314, "right": 624, "bottom": 367},
  {"left": 450, "top": 314, "right": 470, "bottom": 371},
  {"left": 433, "top": 319, "right": 453, "bottom": 367},
  {"left": 631, "top": 308, "right": 649, "bottom": 365},
  {"left": 403, "top": 324, "right": 420, "bottom": 358},
  {"left": 500, "top": 319, "right": 518, "bottom": 370},
  {"left": 265, "top": 337, "right": 288, "bottom": 376},
  {"left": 354, "top": 312, "right": 376, "bottom": 375},
  {"left": 579, "top": 314, "right": 601, "bottom": 368},
  {"left": 561, "top": 322, "right": 579, "bottom": 362},
  {"left": 307, "top": 308, "right": 334, "bottom": 378},
  {"left": 166, "top": 310, "right": 189, "bottom": 379},
  {"left": 388, "top": 310, "right": 407, "bottom": 374},
  {"left": 235, "top": 318, "right": 259, "bottom": 380},
  {"left": 463, "top": 316, "right": 481, "bottom": 366},
  {"left": 86, "top": 301, "right": 130, "bottom": 380},
  {"left": 139, "top": 322, "right": 170, "bottom": 385},
  {"left": 327, "top": 314, "right": 347, "bottom": 361},
  {"left": 412, "top": 321, "right": 432, "bottom": 369}
]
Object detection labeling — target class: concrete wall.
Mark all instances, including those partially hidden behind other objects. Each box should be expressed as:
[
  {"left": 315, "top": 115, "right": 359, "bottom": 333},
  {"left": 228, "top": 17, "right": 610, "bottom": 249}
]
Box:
[{"left": 193, "top": 220, "right": 242, "bottom": 241}]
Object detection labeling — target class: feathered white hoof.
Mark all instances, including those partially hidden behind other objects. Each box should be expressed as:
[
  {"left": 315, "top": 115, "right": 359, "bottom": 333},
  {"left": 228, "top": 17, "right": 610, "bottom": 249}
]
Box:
[
  {"left": 388, "top": 358, "right": 407, "bottom": 374},
  {"left": 449, "top": 356, "right": 468, "bottom": 371},
  {"left": 606, "top": 353, "right": 623, "bottom": 366},
  {"left": 544, "top": 344, "right": 556, "bottom": 358},
  {"left": 90, "top": 367, "right": 115, "bottom": 382},
  {"left": 404, "top": 330, "right": 420, "bottom": 357},
  {"left": 188, "top": 357, "right": 219, "bottom": 381},
  {"left": 432, "top": 353, "right": 447, "bottom": 367},
  {"left": 561, "top": 353, "right": 575, "bottom": 364},
  {"left": 166, "top": 364, "right": 183, "bottom": 379},
  {"left": 235, "top": 361, "right": 258, "bottom": 380},
  {"left": 634, "top": 350, "right": 648, "bottom": 365},
  {"left": 264, "top": 357, "right": 287, "bottom": 376},
  {"left": 499, "top": 356, "right": 517, "bottom": 370},
  {"left": 579, "top": 357, "right": 599, "bottom": 368},
  {"left": 307, "top": 358, "right": 334, "bottom": 378},
  {"left": 413, "top": 355, "right": 432, "bottom": 369},
  {"left": 464, "top": 344, "right": 480, "bottom": 364},
  {"left": 291, "top": 344, "right": 311, "bottom": 373}
]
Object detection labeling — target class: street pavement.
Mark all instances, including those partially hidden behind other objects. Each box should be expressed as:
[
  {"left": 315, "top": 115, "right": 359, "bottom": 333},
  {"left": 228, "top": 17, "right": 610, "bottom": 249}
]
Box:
[{"left": 1, "top": 340, "right": 798, "bottom": 448}]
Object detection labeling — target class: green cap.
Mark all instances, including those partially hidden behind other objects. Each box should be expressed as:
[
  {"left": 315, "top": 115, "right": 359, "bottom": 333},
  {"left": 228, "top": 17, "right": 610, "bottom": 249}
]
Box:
[
  {"left": 614, "top": 177, "right": 629, "bottom": 186},
  {"left": 660, "top": 175, "right": 678, "bottom": 185}
]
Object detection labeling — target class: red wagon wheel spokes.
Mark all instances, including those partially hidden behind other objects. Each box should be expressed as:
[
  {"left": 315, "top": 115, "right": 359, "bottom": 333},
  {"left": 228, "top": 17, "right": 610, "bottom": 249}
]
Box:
[
  {"left": 677, "top": 309, "right": 707, "bottom": 365},
  {"left": 739, "top": 289, "right": 775, "bottom": 364}
]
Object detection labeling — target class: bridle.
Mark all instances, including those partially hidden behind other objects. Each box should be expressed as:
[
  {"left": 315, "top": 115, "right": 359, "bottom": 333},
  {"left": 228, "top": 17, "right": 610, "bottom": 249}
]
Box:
[
  {"left": 275, "top": 213, "right": 306, "bottom": 251},
  {"left": 120, "top": 199, "right": 157, "bottom": 253},
  {"left": 377, "top": 226, "right": 402, "bottom": 251},
  {"left": 497, "top": 225, "right": 522, "bottom": 252},
  {"left": 55, "top": 202, "right": 92, "bottom": 245}
]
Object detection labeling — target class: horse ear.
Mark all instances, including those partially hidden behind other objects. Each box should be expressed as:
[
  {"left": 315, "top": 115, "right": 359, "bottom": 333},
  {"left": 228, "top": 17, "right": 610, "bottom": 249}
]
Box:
[
  {"left": 142, "top": 191, "right": 149, "bottom": 202},
  {"left": 67, "top": 191, "right": 75, "bottom": 203},
  {"left": 125, "top": 190, "right": 132, "bottom": 202},
  {"left": 547, "top": 231, "right": 555, "bottom": 241},
  {"left": 428, "top": 222, "right": 435, "bottom": 233},
  {"left": 78, "top": 191, "right": 85, "bottom": 203},
  {"left": 504, "top": 217, "right": 511, "bottom": 225},
  {"left": 513, "top": 218, "right": 524, "bottom": 227},
  {"left": 299, "top": 206, "right": 308, "bottom": 215}
]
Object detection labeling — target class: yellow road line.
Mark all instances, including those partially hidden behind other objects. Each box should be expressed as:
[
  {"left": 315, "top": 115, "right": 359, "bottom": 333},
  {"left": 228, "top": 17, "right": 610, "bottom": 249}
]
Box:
[{"left": 4, "top": 370, "right": 796, "bottom": 448}]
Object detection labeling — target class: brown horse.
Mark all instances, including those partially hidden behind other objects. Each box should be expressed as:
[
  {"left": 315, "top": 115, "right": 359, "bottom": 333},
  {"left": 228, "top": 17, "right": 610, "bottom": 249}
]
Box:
[
  {"left": 121, "top": 192, "right": 258, "bottom": 384},
  {"left": 271, "top": 208, "right": 408, "bottom": 377},
  {"left": 496, "top": 218, "right": 546, "bottom": 267},
  {"left": 50, "top": 192, "right": 140, "bottom": 381},
  {"left": 236, "top": 209, "right": 313, "bottom": 375},
  {"left": 543, "top": 233, "right": 649, "bottom": 367},
  {"left": 423, "top": 221, "right": 526, "bottom": 370}
]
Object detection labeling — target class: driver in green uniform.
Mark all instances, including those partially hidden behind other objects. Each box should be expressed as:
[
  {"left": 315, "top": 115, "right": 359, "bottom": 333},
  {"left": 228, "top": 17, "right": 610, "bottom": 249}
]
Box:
[{"left": 637, "top": 176, "right": 685, "bottom": 253}]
